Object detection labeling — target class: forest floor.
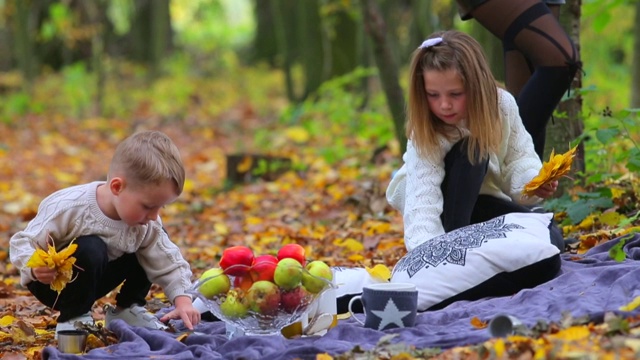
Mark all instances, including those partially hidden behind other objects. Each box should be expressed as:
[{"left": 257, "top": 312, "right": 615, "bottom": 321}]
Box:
[{"left": 0, "top": 76, "right": 639, "bottom": 359}]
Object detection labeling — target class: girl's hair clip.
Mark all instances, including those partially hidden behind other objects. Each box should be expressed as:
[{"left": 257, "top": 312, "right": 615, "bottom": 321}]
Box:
[{"left": 418, "top": 37, "right": 443, "bottom": 49}]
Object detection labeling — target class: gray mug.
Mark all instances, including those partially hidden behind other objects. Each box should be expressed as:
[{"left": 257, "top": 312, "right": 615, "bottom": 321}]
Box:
[{"left": 348, "top": 282, "right": 418, "bottom": 330}]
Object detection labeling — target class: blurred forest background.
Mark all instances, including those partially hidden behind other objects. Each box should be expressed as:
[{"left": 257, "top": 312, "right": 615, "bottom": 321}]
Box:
[{"left": 0, "top": 0, "right": 639, "bottom": 225}]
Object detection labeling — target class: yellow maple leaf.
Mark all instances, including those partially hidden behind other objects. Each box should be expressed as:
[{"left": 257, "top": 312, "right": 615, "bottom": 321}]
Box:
[
  {"left": 365, "top": 264, "right": 391, "bottom": 282},
  {"left": 522, "top": 145, "right": 577, "bottom": 198},
  {"left": 26, "top": 235, "right": 78, "bottom": 293}
]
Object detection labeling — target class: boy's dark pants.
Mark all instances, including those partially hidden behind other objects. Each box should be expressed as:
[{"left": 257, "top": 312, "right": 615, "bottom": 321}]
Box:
[{"left": 28, "top": 235, "right": 151, "bottom": 322}]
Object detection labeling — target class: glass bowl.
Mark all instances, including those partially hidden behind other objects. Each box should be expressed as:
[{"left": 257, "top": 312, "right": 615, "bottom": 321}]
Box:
[{"left": 189, "top": 263, "right": 335, "bottom": 336}]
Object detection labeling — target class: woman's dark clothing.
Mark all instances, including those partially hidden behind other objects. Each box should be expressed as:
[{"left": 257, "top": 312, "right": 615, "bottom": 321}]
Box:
[{"left": 456, "top": 0, "right": 580, "bottom": 159}]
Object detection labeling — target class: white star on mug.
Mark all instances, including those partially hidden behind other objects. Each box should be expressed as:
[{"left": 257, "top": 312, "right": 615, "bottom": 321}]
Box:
[{"left": 371, "top": 299, "right": 411, "bottom": 330}]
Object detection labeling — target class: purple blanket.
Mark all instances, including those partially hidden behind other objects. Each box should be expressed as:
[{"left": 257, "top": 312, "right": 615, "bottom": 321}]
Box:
[{"left": 43, "top": 234, "right": 640, "bottom": 360}]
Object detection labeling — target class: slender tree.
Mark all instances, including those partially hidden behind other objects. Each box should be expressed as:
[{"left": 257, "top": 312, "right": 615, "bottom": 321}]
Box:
[
  {"left": 547, "top": 0, "right": 585, "bottom": 188},
  {"left": 360, "top": 0, "right": 407, "bottom": 153},
  {"left": 632, "top": 0, "right": 640, "bottom": 108},
  {"left": 13, "top": 0, "right": 36, "bottom": 88}
]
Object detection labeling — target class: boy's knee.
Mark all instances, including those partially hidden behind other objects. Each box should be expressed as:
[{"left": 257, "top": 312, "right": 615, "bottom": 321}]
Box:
[{"left": 73, "top": 235, "right": 108, "bottom": 265}]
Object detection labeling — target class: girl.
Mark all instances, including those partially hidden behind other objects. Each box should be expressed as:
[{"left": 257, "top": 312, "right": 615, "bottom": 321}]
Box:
[
  {"left": 456, "top": 0, "right": 580, "bottom": 159},
  {"left": 386, "top": 30, "right": 564, "bottom": 252}
]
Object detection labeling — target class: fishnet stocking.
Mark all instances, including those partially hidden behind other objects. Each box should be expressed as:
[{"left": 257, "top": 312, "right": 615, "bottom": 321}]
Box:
[{"left": 469, "top": 0, "right": 579, "bottom": 158}]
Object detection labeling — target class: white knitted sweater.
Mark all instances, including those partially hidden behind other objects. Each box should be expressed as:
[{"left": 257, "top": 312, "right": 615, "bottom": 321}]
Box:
[
  {"left": 386, "top": 88, "right": 542, "bottom": 251},
  {"left": 9, "top": 181, "right": 193, "bottom": 303}
]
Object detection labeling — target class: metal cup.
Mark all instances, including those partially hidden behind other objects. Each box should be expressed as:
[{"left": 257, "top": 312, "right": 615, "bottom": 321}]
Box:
[
  {"left": 57, "top": 330, "right": 88, "bottom": 354},
  {"left": 488, "top": 314, "right": 523, "bottom": 337}
]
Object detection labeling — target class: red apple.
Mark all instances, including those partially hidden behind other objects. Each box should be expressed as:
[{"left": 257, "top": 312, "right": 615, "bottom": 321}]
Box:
[
  {"left": 219, "top": 246, "right": 254, "bottom": 275},
  {"left": 280, "top": 286, "right": 311, "bottom": 313},
  {"left": 277, "top": 244, "right": 306, "bottom": 266},
  {"left": 233, "top": 273, "right": 254, "bottom": 292},
  {"left": 250, "top": 254, "right": 279, "bottom": 282},
  {"left": 246, "top": 280, "right": 281, "bottom": 315}
]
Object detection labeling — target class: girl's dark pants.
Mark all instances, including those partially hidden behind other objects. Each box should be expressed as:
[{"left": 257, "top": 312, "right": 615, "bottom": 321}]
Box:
[
  {"left": 425, "top": 139, "right": 563, "bottom": 310},
  {"left": 28, "top": 235, "right": 151, "bottom": 322}
]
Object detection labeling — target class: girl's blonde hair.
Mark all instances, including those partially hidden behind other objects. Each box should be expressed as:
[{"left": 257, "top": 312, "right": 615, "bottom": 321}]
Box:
[
  {"left": 406, "top": 30, "right": 501, "bottom": 163},
  {"left": 109, "top": 130, "right": 185, "bottom": 194}
]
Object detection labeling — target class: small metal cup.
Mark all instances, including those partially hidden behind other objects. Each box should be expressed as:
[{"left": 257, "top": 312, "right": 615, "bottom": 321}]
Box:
[
  {"left": 57, "top": 330, "right": 88, "bottom": 354},
  {"left": 488, "top": 314, "right": 523, "bottom": 338}
]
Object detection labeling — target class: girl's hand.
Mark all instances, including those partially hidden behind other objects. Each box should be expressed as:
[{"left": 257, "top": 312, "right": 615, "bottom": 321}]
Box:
[
  {"left": 32, "top": 266, "right": 57, "bottom": 284},
  {"left": 534, "top": 180, "right": 558, "bottom": 199}
]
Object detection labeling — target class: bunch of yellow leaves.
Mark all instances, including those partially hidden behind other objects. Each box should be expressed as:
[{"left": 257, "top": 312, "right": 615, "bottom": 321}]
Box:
[
  {"left": 26, "top": 234, "right": 78, "bottom": 294},
  {"left": 522, "top": 145, "right": 577, "bottom": 198}
]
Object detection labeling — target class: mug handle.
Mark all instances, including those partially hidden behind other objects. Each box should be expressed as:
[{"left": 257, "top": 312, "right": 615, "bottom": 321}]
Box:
[{"left": 348, "top": 295, "right": 365, "bottom": 325}]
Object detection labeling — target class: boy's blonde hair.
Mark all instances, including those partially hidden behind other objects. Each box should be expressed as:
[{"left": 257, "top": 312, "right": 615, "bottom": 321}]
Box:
[
  {"left": 406, "top": 30, "right": 502, "bottom": 163},
  {"left": 109, "top": 130, "right": 185, "bottom": 194}
]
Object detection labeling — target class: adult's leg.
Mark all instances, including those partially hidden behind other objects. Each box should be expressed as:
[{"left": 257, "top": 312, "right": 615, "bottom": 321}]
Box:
[
  {"left": 469, "top": 0, "right": 580, "bottom": 158},
  {"left": 28, "top": 235, "right": 109, "bottom": 322},
  {"left": 502, "top": 3, "right": 563, "bottom": 97},
  {"left": 440, "top": 139, "right": 489, "bottom": 233}
]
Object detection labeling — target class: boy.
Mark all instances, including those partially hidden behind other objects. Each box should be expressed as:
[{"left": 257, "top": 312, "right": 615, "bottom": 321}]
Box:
[{"left": 10, "top": 130, "right": 201, "bottom": 334}]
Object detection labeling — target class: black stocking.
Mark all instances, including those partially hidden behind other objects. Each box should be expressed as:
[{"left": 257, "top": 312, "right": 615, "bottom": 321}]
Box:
[{"left": 469, "top": 0, "right": 580, "bottom": 158}]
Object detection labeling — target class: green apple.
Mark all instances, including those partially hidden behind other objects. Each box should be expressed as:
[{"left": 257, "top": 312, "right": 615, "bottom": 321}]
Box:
[
  {"left": 198, "top": 267, "right": 231, "bottom": 299},
  {"left": 220, "top": 290, "right": 249, "bottom": 318},
  {"left": 246, "top": 280, "right": 281, "bottom": 315},
  {"left": 302, "top": 260, "right": 332, "bottom": 293},
  {"left": 273, "top": 258, "right": 303, "bottom": 290}
]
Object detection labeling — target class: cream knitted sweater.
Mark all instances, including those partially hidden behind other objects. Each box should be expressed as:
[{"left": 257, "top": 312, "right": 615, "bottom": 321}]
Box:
[
  {"left": 9, "top": 181, "right": 193, "bottom": 303},
  {"left": 386, "top": 88, "right": 542, "bottom": 251}
]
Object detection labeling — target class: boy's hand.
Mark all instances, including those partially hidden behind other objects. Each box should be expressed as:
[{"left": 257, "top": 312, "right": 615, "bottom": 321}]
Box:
[
  {"left": 533, "top": 180, "right": 558, "bottom": 199},
  {"left": 32, "top": 266, "right": 57, "bottom": 284},
  {"left": 160, "top": 295, "right": 200, "bottom": 330}
]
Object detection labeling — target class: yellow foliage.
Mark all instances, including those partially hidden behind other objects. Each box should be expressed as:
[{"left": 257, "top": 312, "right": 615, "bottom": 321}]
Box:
[
  {"left": 284, "top": 126, "right": 310, "bottom": 143},
  {"left": 493, "top": 338, "right": 505, "bottom": 357},
  {"left": 214, "top": 223, "right": 229, "bottom": 235},
  {"left": 550, "top": 326, "right": 591, "bottom": 341},
  {"left": 0, "top": 315, "right": 16, "bottom": 327},
  {"left": 365, "top": 264, "right": 391, "bottom": 281},
  {"left": 619, "top": 295, "right": 640, "bottom": 312},
  {"left": 522, "top": 146, "right": 577, "bottom": 198},
  {"left": 333, "top": 238, "right": 364, "bottom": 252},
  {"left": 26, "top": 236, "right": 78, "bottom": 293},
  {"left": 390, "top": 353, "right": 416, "bottom": 360},
  {"left": 236, "top": 156, "right": 253, "bottom": 173},
  {"left": 316, "top": 354, "right": 334, "bottom": 360},
  {"left": 348, "top": 254, "right": 365, "bottom": 262}
]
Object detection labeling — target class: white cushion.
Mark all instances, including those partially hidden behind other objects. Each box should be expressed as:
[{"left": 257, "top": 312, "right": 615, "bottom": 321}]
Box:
[{"left": 390, "top": 212, "right": 560, "bottom": 311}]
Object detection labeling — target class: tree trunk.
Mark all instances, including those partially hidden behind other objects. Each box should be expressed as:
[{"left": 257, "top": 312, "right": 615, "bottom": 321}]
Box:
[
  {"left": 328, "top": 10, "right": 359, "bottom": 78},
  {"left": 270, "top": 0, "right": 297, "bottom": 102},
  {"left": 547, "top": 0, "right": 585, "bottom": 193},
  {"left": 150, "top": 0, "right": 171, "bottom": 78},
  {"left": 252, "top": 0, "right": 278, "bottom": 67},
  {"left": 632, "top": 0, "right": 640, "bottom": 108},
  {"left": 298, "top": 0, "right": 325, "bottom": 99},
  {"left": 360, "top": 0, "right": 407, "bottom": 154},
  {"left": 408, "top": 0, "right": 434, "bottom": 49},
  {"left": 129, "top": 0, "right": 172, "bottom": 75},
  {"left": 13, "top": 0, "right": 36, "bottom": 88}
]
